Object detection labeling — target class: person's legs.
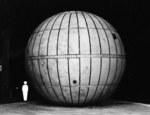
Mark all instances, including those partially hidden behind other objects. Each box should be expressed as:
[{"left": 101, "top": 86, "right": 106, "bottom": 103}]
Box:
[{"left": 23, "top": 90, "right": 28, "bottom": 101}]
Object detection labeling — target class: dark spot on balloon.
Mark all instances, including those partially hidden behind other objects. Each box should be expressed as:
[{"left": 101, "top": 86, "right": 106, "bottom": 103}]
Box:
[
  {"left": 73, "top": 80, "right": 77, "bottom": 84},
  {"left": 112, "top": 33, "right": 117, "bottom": 40}
]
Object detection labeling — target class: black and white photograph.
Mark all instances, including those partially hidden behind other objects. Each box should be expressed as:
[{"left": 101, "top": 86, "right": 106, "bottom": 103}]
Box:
[{"left": 0, "top": 0, "right": 150, "bottom": 114}]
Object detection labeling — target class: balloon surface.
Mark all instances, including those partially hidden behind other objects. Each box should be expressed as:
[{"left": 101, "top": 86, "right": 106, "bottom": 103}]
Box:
[{"left": 26, "top": 11, "right": 126, "bottom": 105}]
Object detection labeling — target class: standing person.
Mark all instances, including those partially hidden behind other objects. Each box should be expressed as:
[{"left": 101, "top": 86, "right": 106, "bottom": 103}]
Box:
[{"left": 22, "top": 81, "right": 29, "bottom": 101}]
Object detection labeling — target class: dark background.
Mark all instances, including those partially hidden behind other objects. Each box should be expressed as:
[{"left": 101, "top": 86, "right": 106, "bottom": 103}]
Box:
[{"left": 1, "top": 0, "right": 150, "bottom": 103}]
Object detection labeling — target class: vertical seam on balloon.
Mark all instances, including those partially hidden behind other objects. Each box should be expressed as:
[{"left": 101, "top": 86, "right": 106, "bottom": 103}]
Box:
[
  {"left": 107, "top": 58, "right": 118, "bottom": 98},
  {"left": 92, "top": 15, "right": 111, "bottom": 92},
  {"left": 100, "top": 19, "right": 114, "bottom": 32},
  {"left": 31, "top": 29, "right": 49, "bottom": 99},
  {"left": 38, "top": 16, "right": 54, "bottom": 33},
  {"left": 38, "top": 14, "right": 57, "bottom": 56},
  {"left": 75, "top": 11, "right": 81, "bottom": 104},
  {"left": 100, "top": 58, "right": 111, "bottom": 100},
  {"left": 41, "top": 15, "right": 57, "bottom": 101},
  {"left": 46, "top": 60, "right": 58, "bottom": 103},
  {"left": 93, "top": 15, "right": 111, "bottom": 54},
  {"left": 103, "top": 20, "right": 118, "bottom": 55},
  {"left": 93, "top": 15, "right": 111, "bottom": 101},
  {"left": 56, "top": 13, "right": 68, "bottom": 104},
  {"left": 32, "top": 60, "right": 50, "bottom": 100},
  {"left": 45, "top": 15, "right": 61, "bottom": 102},
  {"left": 88, "top": 13, "right": 102, "bottom": 54},
  {"left": 99, "top": 20, "right": 118, "bottom": 98},
  {"left": 101, "top": 58, "right": 117, "bottom": 100},
  {"left": 67, "top": 12, "right": 74, "bottom": 104},
  {"left": 37, "top": 31, "right": 54, "bottom": 101},
  {"left": 31, "top": 33, "right": 42, "bottom": 92},
  {"left": 46, "top": 14, "right": 63, "bottom": 103},
  {"left": 87, "top": 13, "right": 103, "bottom": 103},
  {"left": 81, "top": 12, "right": 92, "bottom": 104},
  {"left": 29, "top": 61, "right": 45, "bottom": 99},
  {"left": 90, "top": 15, "right": 105, "bottom": 102},
  {"left": 100, "top": 21, "right": 118, "bottom": 100},
  {"left": 37, "top": 14, "right": 59, "bottom": 102},
  {"left": 30, "top": 14, "right": 60, "bottom": 102},
  {"left": 38, "top": 59, "right": 53, "bottom": 101},
  {"left": 26, "top": 60, "right": 44, "bottom": 99}
]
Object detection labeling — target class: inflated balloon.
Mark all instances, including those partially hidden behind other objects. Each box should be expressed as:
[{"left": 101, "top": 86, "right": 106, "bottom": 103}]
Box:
[{"left": 26, "top": 11, "right": 126, "bottom": 105}]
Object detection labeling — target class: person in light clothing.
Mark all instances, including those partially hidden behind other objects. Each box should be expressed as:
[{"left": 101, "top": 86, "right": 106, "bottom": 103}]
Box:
[{"left": 22, "top": 81, "right": 29, "bottom": 101}]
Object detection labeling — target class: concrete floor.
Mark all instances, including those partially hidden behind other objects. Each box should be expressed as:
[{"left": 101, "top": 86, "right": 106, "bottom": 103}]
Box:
[{"left": 0, "top": 101, "right": 150, "bottom": 115}]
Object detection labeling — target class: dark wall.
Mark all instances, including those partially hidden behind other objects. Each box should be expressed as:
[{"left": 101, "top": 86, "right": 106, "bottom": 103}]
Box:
[{"left": 1, "top": 0, "right": 150, "bottom": 103}]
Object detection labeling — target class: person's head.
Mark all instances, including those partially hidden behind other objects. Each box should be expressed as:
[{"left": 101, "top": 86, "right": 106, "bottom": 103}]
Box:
[{"left": 24, "top": 81, "right": 27, "bottom": 85}]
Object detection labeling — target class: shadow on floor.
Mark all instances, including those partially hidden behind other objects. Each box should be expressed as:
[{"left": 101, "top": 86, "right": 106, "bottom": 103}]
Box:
[{"left": 32, "top": 99, "right": 134, "bottom": 108}]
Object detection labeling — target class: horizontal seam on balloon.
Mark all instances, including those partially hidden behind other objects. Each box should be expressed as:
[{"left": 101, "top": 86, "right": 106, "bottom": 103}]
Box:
[{"left": 27, "top": 54, "right": 125, "bottom": 59}]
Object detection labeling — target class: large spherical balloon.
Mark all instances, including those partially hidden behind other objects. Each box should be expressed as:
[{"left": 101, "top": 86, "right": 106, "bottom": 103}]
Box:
[{"left": 26, "top": 11, "right": 126, "bottom": 105}]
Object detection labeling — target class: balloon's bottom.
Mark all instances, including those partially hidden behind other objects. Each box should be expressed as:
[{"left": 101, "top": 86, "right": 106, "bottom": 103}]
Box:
[{"left": 34, "top": 85, "right": 115, "bottom": 106}]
